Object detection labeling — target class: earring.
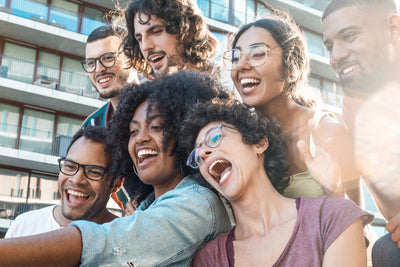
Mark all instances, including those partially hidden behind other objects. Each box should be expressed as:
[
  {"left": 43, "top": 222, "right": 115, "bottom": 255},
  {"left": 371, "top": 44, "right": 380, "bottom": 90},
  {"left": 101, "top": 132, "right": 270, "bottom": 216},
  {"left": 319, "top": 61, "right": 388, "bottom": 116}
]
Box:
[
  {"left": 132, "top": 163, "right": 139, "bottom": 177},
  {"left": 180, "top": 163, "right": 184, "bottom": 175}
]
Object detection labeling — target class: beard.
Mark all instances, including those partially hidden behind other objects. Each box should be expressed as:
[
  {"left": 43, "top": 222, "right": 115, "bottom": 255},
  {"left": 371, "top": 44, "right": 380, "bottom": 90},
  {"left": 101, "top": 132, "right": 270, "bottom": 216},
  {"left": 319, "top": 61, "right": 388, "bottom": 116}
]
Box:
[{"left": 93, "top": 70, "right": 130, "bottom": 99}]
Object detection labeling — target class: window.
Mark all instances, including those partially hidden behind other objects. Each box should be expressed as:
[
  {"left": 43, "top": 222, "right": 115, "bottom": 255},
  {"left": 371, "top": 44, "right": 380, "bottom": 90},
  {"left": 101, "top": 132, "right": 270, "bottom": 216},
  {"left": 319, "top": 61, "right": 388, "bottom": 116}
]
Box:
[
  {"left": 0, "top": 168, "right": 29, "bottom": 200},
  {"left": 234, "top": 0, "right": 246, "bottom": 25},
  {"left": 211, "top": 0, "right": 229, "bottom": 22},
  {"left": 246, "top": 0, "right": 255, "bottom": 24},
  {"left": 0, "top": 103, "right": 20, "bottom": 148},
  {"left": 197, "top": 0, "right": 209, "bottom": 17},
  {"left": 60, "top": 57, "right": 91, "bottom": 96},
  {"left": 256, "top": 2, "right": 271, "bottom": 18},
  {"left": 82, "top": 7, "right": 107, "bottom": 36},
  {"left": 0, "top": 0, "right": 6, "bottom": 7},
  {"left": 54, "top": 116, "right": 81, "bottom": 157},
  {"left": 10, "top": 0, "right": 48, "bottom": 20},
  {"left": 19, "top": 108, "right": 55, "bottom": 154},
  {"left": 36, "top": 51, "right": 61, "bottom": 86},
  {"left": 2, "top": 42, "right": 36, "bottom": 83},
  {"left": 28, "top": 173, "right": 59, "bottom": 203},
  {"left": 212, "top": 31, "right": 228, "bottom": 60},
  {"left": 303, "top": 30, "right": 327, "bottom": 58},
  {"left": 49, "top": 0, "right": 79, "bottom": 31}
]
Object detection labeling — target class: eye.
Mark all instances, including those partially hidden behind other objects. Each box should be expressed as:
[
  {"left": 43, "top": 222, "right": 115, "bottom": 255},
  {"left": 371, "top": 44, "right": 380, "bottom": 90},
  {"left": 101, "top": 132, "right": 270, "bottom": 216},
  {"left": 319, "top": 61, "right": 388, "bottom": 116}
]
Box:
[
  {"left": 150, "top": 125, "right": 163, "bottom": 131},
  {"left": 87, "top": 167, "right": 104, "bottom": 177},
  {"left": 63, "top": 162, "right": 77, "bottom": 171},
  {"left": 86, "top": 59, "right": 95, "bottom": 67},
  {"left": 129, "top": 129, "right": 138, "bottom": 136},
  {"left": 206, "top": 132, "right": 222, "bottom": 147},
  {"left": 343, "top": 32, "right": 358, "bottom": 42},
  {"left": 102, "top": 54, "right": 115, "bottom": 62},
  {"left": 251, "top": 51, "right": 266, "bottom": 60}
]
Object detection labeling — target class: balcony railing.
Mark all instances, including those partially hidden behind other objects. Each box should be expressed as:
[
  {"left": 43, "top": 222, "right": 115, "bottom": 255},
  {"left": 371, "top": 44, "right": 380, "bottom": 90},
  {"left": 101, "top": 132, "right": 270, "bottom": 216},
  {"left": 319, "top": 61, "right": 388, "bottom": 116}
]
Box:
[{"left": 0, "top": 55, "right": 100, "bottom": 99}]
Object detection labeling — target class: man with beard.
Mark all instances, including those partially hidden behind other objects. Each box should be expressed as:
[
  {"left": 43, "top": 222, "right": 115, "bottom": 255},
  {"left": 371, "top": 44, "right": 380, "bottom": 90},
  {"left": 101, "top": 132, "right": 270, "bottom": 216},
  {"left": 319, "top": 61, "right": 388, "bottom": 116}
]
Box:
[
  {"left": 81, "top": 25, "right": 138, "bottom": 128},
  {"left": 5, "top": 126, "right": 121, "bottom": 238},
  {"left": 322, "top": 1, "right": 400, "bottom": 266},
  {"left": 123, "top": 0, "right": 219, "bottom": 79}
]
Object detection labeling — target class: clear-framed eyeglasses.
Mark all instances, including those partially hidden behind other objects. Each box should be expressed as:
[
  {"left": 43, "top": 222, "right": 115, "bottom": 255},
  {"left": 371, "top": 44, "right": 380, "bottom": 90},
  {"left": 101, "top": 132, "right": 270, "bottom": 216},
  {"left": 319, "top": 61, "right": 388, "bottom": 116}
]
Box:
[
  {"left": 58, "top": 157, "right": 109, "bottom": 181},
  {"left": 80, "top": 51, "right": 117, "bottom": 73},
  {"left": 186, "top": 123, "right": 237, "bottom": 169},
  {"left": 222, "top": 43, "right": 279, "bottom": 71}
]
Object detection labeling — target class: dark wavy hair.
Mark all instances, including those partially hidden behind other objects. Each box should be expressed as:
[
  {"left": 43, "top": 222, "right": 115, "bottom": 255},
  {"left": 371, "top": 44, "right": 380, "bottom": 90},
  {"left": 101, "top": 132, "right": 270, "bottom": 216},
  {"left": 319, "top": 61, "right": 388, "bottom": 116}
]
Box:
[
  {"left": 67, "top": 126, "right": 108, "bottom": 156},
  {"left": 107, "top": 71, "right": 232, "bottom": 201},
  {"left": 124, "top": 0, "right": 218, "bottom": 77},
  {"left": 86, "top": 25, "right": 127, "bottom": 44},
  {"left": 231, "top": 6, "right": 315, "bottom": 107},
  {"left": 180, "top": 99, "right": 289, "bottom": 193}
]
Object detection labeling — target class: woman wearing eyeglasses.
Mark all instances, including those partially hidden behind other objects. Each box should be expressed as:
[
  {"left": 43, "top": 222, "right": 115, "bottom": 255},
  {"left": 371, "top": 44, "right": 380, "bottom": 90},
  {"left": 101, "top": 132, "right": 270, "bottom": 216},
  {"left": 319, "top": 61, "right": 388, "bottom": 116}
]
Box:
[
  {"left": 223, "top": 7, "right": 360, "bottom": 203},
  {"left": 181, "top": 100, "right": 372, "bottom": 266},
  {"left": 0, "top": 71, "right": 232, "bottom": 267}
]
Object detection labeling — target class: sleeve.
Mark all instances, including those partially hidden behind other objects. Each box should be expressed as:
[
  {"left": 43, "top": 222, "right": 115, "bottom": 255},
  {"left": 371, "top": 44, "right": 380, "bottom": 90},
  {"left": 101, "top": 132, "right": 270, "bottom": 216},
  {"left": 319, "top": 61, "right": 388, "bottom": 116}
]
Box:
[
  {"left": 70, "top": 184, "right": 230, "bottom": 267},
  {"left": 4, "top": 215, "right": 23, "bottom": 238},
  {"left": 191, "top": 233, "right": 229, "bottom": 267},
  {"left": 320, "top": 197, "right": 374, "bottom": 252}
]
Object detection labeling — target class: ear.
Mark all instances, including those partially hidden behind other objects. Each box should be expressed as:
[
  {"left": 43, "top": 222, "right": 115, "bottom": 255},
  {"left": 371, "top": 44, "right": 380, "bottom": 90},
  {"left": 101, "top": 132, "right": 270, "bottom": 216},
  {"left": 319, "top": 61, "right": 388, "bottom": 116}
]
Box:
[
  {"left": 112, "top": 176, "right": 123, "bottom": 193},
  {"left": 389, "top": 15, "right": 400, "bottom": 44},
  {"left": 255, "top": 137, "right": 269, "bottom": 155}
]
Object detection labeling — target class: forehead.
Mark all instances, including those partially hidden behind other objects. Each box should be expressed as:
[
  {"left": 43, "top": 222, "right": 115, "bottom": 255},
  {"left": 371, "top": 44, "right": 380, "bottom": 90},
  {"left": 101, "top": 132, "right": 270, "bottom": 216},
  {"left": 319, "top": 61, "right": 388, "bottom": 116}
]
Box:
[
  {"left": 131, "top": 100, "right": 159, "bottom": 123},
  {"left": 323, "top": 6, "right": 380, "bottom": 38},
  {"left": 134, "top": 13, "right": 166, "bottom": 33},
  {"left": 85, "top": 36, "right": 122, "bottom": 58},
  {"left": 67, "top": 137, "right": 109, "bottom": 166},
  {"left": 235, "top": 26, "right": 279, "bottom": 49}
]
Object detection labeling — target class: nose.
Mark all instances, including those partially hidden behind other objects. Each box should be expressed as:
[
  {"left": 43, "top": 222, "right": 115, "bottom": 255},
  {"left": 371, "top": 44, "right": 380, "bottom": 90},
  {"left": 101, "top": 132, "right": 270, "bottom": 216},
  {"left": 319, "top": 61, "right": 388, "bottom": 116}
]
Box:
[
  {"left": 235, "top": 53, "right": 251, "bottom": 71},
  {"left": 141, "top": 36, "right": 155, "bottom": 53},
  {"left": 69, "top": 167, "right": 87, "bottom": 184},
  {"left": 134, "top": 129, "right": 151, "bottom": 144},
  {"left": 198, "top": 146, "right": 213, "bottom": 165},
  {"left": 96, "top": 59, "right": 106, "bottom": 73},
  {"left": 329, "top": 42, "right": 349, "bottom": 67}
]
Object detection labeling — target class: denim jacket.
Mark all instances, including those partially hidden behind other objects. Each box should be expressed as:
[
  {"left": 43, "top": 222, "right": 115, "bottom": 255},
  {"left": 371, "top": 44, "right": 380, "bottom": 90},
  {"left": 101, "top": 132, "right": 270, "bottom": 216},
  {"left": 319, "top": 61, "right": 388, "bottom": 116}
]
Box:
[{"left": 70, "top": 175, "right": 231, "bottom": 266}]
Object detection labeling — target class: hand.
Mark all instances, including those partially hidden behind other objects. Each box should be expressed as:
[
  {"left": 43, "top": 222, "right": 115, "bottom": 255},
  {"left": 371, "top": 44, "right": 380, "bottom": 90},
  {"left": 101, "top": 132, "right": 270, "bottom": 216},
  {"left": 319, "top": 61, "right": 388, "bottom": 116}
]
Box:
[
  {"left": 124, "top": 195, "right": 140, "bottom": 216},
  {"left": 297, "top": 121, "right": 344, "bottom": 197},
  {"left": 386, "top": 212, "right": 400, "bottom": 248}
]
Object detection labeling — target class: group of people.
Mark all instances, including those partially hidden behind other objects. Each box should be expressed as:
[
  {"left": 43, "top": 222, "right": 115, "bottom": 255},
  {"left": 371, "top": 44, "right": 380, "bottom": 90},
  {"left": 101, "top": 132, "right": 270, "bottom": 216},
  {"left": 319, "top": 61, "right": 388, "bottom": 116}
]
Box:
[{"left": 1, "top": 0, "right": 399, "bottom": 266}]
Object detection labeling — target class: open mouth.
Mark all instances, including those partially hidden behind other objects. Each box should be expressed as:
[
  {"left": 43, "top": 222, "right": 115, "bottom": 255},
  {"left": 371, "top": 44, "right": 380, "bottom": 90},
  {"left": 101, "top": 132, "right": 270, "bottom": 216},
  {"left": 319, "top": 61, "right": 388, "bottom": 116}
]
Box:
[
  {"left": 96, "top": 74, "right": 115, "bottom": 85},
  {"left": 209, "top": 159, "right": 232, "bottom": 184},
  {"left": 137, "top": 148, "right": 159, "bottom": 164},
  {"left": 240, "top": 78, "right": 261, "bottom": 91},
  {"left": 148, "top": 53, "right": 166, "bottom": 67},
  {"left": 337, "top": 63, "right": 358, "bottom": 77},
  {"left": 66, "top": 189, "right": 89, "bottom": 205}
]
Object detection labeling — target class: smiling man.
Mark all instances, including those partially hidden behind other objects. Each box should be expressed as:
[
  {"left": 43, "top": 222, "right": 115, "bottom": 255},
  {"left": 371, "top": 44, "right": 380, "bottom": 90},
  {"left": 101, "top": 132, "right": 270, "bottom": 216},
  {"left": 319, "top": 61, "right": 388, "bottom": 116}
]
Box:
[
  {"left": 124, "top": 0, "right": 218, "bottom": 79},
  {"left": 5, "top": 126, "right": 121, "bottom": 238},
  {"left": 322, "top": 1, "right": 400, "bottom": 266},
  {"left": 81, "top": 25, "right": 138, "bottom": 128}
]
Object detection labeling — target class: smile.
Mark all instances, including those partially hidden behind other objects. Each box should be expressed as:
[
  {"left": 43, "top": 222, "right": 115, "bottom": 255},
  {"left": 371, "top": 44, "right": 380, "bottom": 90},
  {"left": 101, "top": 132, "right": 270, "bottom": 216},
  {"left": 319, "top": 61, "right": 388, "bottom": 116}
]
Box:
[
  {"left": 240, "top": 78, "right": 261, "bottom": 91},
  {"left": 209, "top": 159, "right": 232, "bottom": 184}
]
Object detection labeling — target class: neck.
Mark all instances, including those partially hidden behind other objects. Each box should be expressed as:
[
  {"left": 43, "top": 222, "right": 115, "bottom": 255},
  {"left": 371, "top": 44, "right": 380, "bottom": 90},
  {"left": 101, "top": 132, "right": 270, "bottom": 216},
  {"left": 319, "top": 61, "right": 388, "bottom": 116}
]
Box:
[
  {"left": 228, "top": 168, "right": 296, "bottom": 239},
  {"left": 153, "top": 172, "right": 185, "bottom": 199},
  {"left": 109, "top": 97, "right": 119, "bottom": 117},
  {"left": 53, "top": 205, "right": 117, "bottom": 227}
]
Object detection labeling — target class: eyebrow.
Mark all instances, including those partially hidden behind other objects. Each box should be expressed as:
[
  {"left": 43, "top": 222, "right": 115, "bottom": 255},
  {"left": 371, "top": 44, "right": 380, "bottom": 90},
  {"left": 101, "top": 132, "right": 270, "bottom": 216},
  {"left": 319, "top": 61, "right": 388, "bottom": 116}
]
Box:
[
  {"left": 134, "top": 24, "right": 165, "bottom": 39},
  {"left": 130, "top": 114, "right": 163, "bottom": 125},
  {"left": 234, "top": 42, "right": 270, "bottom": 50},
  {"left": 195, "top": 125, "right": 220, "bottom": 147}
]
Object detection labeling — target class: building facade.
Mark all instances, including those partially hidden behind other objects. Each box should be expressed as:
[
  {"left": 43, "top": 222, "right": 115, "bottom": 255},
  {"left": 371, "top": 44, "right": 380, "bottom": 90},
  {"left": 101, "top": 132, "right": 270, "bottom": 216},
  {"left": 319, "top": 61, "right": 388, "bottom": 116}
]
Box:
[{"left": 0, "top": 0, "right": 383, "bottom": 237}]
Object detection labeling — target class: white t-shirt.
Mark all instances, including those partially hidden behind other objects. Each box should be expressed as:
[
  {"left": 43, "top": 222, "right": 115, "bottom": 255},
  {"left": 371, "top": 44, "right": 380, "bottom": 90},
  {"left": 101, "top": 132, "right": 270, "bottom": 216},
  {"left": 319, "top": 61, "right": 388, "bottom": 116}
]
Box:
[{"left": 5, "top": 205, "right": 61, "bottom": 238}]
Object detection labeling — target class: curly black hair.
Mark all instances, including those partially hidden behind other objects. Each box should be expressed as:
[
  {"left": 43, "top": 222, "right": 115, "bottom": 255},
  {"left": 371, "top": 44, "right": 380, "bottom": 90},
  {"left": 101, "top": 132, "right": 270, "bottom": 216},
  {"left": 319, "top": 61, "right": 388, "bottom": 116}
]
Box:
[
  {"left": 124, "top": 0, "right": 217, "bottom": 77},
  {"left": 107, "top": 70, "right": 232, "bottom": 201},
  {"left": 67, "top": 126, "right": 108, "bottom": 156},
  {"left": 180, "top": 99, "right": 289, "bottom": 193}
]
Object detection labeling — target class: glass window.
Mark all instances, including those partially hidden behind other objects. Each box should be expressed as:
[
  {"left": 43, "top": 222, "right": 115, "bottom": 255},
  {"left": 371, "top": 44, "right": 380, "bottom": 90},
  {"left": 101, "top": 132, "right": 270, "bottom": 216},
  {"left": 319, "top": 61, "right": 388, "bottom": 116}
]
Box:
[
  {"left": 211, "top": 0, "right": 229, "bottom": 22},
  {"left": 0, "top": 168, "right": 29, "bottom": 201},
  {"left": 53, "top": 116, "right": 81, "bottom": 157},
  {"left": 308, "top": 76, "right": 321, "bottom": 89},
  {"left": 49, "top": 0, "right": 79, "bottom": 32},
  {"left": 234, "top": 0, "right": 246, "bottom": 25},
  {"left": 212, "top": 31, "right": 228, "bottom": 60},
  {"left": 2, "top": 42, "right": 36, "bottom": 84},
  {"left": 256, "top": 2, "right": 271, "bottom": 18},
  {"left": 246, "top": 0, "right": 255, "bottom": 23},
  {"left": 303, "top": 30, "right": 326, "bottom": 57},
  {"left": 28, "top": 173, "right": 59, "bottom": 203},
  {"left": 197, "top": 0, "right": 209, "bottom": 17},
  {"left": 0, "top": 0, "right": 6, "bottom": 7},
  {"left": 19, "top": 108, "right": 55, "bottom": 154},
  {"left": 10, "top": 0, "right": 48, "bottom": 20},
  {"left": 36, "top": 51, "right": 60, "bottom": 87},
  {"left": 82, "top": 7, "right": 106, "bottom": 36},
  {"left": 60, "top": 57, "right": 92, "bottom": 96},
  {"left": 0, "top": 103, "right": 20, "bottom": 149}
]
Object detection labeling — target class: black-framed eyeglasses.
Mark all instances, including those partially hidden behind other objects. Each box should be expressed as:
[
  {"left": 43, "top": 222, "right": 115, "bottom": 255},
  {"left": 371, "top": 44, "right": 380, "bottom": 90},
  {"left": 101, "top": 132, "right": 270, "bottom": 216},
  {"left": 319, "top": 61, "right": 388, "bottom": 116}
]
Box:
[
  {"left": 80, "top": 52, "right": 117, "bottom": 73},
  {"left": 58, "top": 158, "right": 109, "bottom": 181},
  {"left": 222, "top": 44, "right": 279, "bottom": 71},
  {"left": 186, "top": 123, "right": 237, "bottom": 169}
]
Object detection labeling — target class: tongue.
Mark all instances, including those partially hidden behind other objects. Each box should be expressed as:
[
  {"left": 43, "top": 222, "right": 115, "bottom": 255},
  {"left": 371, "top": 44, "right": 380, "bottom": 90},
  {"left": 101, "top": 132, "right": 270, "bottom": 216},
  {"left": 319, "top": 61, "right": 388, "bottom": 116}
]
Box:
[{"left": 68, "top": 194, "right": 88, "bottom": 206}]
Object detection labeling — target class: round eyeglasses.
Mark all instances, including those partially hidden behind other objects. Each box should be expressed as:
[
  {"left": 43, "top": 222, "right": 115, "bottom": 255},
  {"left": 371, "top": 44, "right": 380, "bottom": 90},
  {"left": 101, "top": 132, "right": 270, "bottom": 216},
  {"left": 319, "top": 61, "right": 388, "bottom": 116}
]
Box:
[
  {"left": 80, "top": 52, "right": 117, "bottom": 73},
  {"left": 58, "top": 158, "right": 109, "bottom": 181},
  {"left": 222, "top": 44, "right": 279, "bottom": 71},
  {"left": 186, "top": 123, "right": 237, "bottom": 169}
]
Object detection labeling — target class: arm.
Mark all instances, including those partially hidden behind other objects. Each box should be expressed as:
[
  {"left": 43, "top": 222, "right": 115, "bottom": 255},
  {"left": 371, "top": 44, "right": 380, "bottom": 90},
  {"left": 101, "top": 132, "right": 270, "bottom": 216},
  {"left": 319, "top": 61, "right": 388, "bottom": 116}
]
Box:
[
  {"left": 322, "top": 218, "right": 366, "bottom": 267},
  {"left": 386, "top": 212, "right": 400, "bottom": 248},
  {"left": 0, "top": 226, "right": 82, "bottom": 267}
]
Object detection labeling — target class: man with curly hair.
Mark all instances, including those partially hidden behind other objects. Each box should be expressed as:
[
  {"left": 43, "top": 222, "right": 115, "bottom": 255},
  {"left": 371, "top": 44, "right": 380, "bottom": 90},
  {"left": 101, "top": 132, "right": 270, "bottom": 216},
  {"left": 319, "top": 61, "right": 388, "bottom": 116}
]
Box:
[{"left": 124, "top": 0, "right": 219, "bottom": 79}]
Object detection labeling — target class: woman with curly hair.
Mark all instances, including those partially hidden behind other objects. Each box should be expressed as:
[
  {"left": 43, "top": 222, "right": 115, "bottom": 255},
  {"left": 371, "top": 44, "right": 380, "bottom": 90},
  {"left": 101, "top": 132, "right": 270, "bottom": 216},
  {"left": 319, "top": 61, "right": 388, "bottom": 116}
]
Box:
[
  {"left": 0, "top": 71, "right": 232, "bottom": 267},
  {"left": 223, "top": 7, "right": 361, "bottom": 203},
  {"left": 181, "top": 100, "right": 373, "bottom": 266}
]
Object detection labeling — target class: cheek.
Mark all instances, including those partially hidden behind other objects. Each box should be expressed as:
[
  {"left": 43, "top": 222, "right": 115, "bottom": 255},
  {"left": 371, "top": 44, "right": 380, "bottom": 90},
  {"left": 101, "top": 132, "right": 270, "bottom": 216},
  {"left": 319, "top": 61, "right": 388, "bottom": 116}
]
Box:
[{"left": 128, "top": 139, "right": 137, "bottom": 161}]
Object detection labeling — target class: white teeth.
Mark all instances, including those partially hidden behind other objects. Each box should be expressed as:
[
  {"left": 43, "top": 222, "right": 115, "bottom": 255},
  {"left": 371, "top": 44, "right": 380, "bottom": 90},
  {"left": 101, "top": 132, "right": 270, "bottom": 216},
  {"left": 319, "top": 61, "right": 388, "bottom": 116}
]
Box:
[
  {"left": 240, "top": 78, "right": 260, "bottom": 85},
  {"left": 137, "top": 149, "right": 159, "bottom": 158},
  {"left": 98, "top": 77, "right": 111, "bottom": 83},
  {"left": 220, "top": 171, "right": 230, "bottom": 184},
  {"left": 340, "top": 65, "right": 356, "bottom": 75},
  {"left": 149, "top": 55, "right": 163, "bottom": 62},
  {"left": 67, "top": 189, "right": 88, "bottom": 197}
]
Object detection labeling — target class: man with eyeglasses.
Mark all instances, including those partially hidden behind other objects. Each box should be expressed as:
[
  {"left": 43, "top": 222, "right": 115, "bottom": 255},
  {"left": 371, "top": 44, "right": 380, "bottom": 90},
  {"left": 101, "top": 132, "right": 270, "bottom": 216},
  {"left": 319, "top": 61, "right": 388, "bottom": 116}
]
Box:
[
  {"left": 81, "top": 25, "right": 139, "bottom": 129},
  {"left": 5, "top": 126, "right": 121, "bottom": 238}
]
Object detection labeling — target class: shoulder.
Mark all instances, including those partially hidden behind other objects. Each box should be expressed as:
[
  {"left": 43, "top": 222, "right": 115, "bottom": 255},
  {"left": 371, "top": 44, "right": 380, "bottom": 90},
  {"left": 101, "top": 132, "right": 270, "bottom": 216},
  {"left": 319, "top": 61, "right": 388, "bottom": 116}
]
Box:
[{"left": 191, "top": 231, "right": 230, "bottom": 267}]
